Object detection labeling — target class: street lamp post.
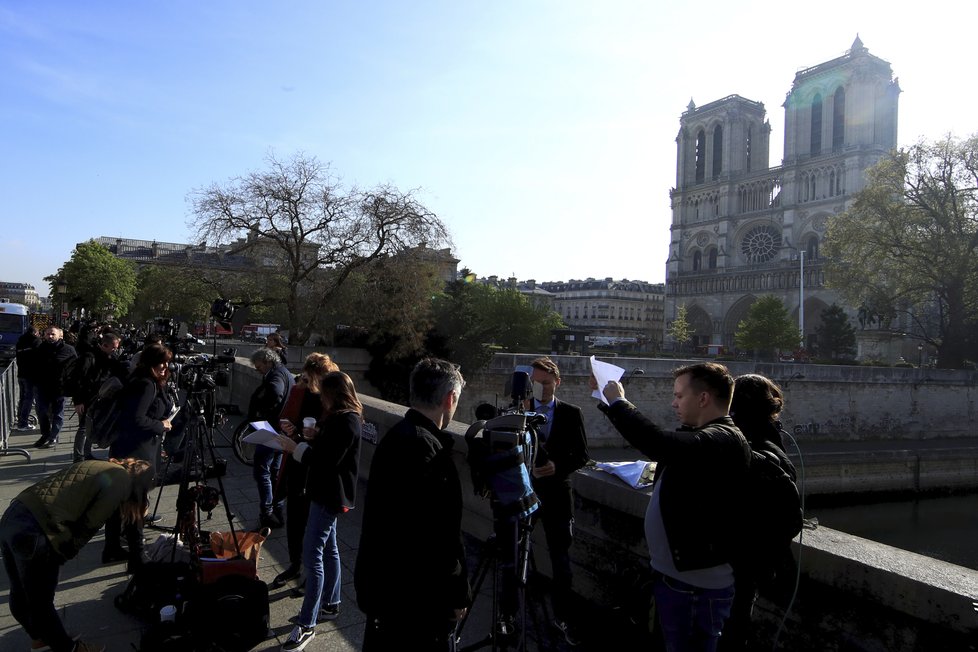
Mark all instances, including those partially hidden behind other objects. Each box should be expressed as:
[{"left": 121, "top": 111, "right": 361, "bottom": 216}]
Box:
[{"left": 55, "top": 280, "right": 67, "bottom": 328}]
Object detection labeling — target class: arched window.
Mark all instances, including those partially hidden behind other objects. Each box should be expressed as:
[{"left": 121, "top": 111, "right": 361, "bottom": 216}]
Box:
[
  {"left": 693, "top": 250, "right": 702, "bottom": 271},
  {"left": 832, "top": 87, "right": 845, "bottom": 150},
  {"left": 746, "top": 125, "right": 753, "bottom": 171},
  {"left": 810, "top": 94, "right": 823, "bottom": 155},
  {"left": 695, "top": 129, "right": 706, "bottom": 183},
  {"left": 712, "top": 125, "right": 723, "bottom": 179},
  {"left": 708, "top": 247, "right": 718, "bottom": 269},
  {"left": 806, "top": 235, "right": 819, "bottom": 260}
]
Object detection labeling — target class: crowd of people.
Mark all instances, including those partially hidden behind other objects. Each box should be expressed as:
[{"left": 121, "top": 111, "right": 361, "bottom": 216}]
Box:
[{"left": 6, "top": 331, "right": 798, "bottom": 652}]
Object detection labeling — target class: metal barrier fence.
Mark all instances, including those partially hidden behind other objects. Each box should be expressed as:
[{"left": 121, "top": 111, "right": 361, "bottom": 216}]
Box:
[{"left": 0, "top": 361, "right": 31, "bottom": 460}]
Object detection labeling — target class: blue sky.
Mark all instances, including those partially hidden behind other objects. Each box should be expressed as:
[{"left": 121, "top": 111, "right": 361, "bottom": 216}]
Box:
[{"left": 2, "top": 1, "right": 975, "bottom": 298}]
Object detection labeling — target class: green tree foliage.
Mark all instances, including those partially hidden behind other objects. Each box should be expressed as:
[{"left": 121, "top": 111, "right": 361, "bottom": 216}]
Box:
[
  {"left": 815, "top": 303, "right": 857, "bottom": 362},
  {"left": 131, "top": 265, "right": 213, "bottom": 324},
  {"left": 735, "top": 295, "right": 800, "bottom": 361},
  {"left": 188, "top": 151, "right": 450, "bottom": 344},
  {"left": 53, "top": 240, "right": 137, "bottom": 320},
  {"left": 824, "top": 134, "right": 978, "bottom": 368},
  {"left": 668, "top": 304, "right": 694, "bottom": 352},
  {"left": 428, "top": 280, "right": 564, "bottom": 373}
]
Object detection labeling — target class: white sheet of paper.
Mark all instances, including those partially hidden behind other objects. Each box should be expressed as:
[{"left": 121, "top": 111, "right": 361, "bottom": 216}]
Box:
[
  {"left": 589, "top": 356, "right": 626, "bottom": 404},
  {"left": 241, "top": 421, "right": 285, "bottom": 450}
]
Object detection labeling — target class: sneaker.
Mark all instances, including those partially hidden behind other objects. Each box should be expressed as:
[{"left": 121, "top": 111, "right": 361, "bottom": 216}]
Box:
[
  {"left": 16, "top": 424, "right": 37, "bottom": 431},
  {"left": 72, "top": 642, "right": 106, "bottom": 652},
  {"left": 319, "top": 604, "right": 339, "bottom": 621},
  {"left": 553, "top": 619, "right": 581, "bottom": 646},
  {"left": 259, "top": 511, "right": 283, "bottom": 530},
  {"left": 34, "top": 436, "right": 56, "bottom": 449},
  {"left": 281, "top": 625, "right": 315, "bottom": 651},
  {"left": 145, "top": 514, "right": 164, "bottom": 525}
]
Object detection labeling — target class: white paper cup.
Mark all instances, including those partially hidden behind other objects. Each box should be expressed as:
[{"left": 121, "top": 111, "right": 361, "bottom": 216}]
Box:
[
  {"left": 303, "top": 417, "right": 316, "bottom": 429},
  {"left": 160, "top": 604, "right": 177, "bottom": 623}
]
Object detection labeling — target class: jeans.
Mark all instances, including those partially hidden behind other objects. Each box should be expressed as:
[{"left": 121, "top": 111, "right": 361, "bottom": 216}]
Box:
[
  {"left": 652, "top": 572, "right": 734, "bottom": 652},
  {"left": 0, "top": 501, "right": 75, "bottom": 652},
  {"left": 297, "top": 501, "right": 341, "bottom": 627},
  {"left": 253, "top": 444, "right": 283, "bottom": 513},
  {"left": 17, "top": 378, "right": 36, "bottom": 427},
  {"left": 72, "top": 418, "right": 93, "bottom": 462},
  {"left": 34, "top": 390, "right": 65, "bottom": 442}
]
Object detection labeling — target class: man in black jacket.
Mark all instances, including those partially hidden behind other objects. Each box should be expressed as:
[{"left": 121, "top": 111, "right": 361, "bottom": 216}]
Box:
[
  {"left": 247, "top": 347, "right": 294, "bottom": 529},
  {"left": 33, "top": 327, "right": 77, "bottom": 449},
  {"left": 596, "top": 362, "right": 750, "bottom": 652},
  {"left": 521, "top": 356, "right": 589, "bottom": 644},
  {"left": 69, "top": 332, "right": 124, "bottom": 462},
  {"left": 14, "top": 327, "right": 40, "bottom": 430},
  {"left": 355, "top": 358, "right": 470, "bottom": 651}
]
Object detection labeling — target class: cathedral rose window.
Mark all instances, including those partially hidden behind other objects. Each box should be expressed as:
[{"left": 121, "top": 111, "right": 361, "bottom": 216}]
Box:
[{"left": 741, "top": 225, "right": 781, "bottom": 263}]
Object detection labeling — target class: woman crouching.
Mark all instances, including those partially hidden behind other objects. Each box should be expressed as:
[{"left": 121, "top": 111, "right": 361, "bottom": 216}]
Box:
[{"left": 0, "top": 458, "right": 155, "bottom": 652}]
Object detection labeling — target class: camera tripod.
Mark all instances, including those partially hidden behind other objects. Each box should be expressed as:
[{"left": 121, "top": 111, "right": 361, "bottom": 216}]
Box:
[
  {"left": 148, "top": 385, "right": 242, "bottom": 558},
  {"left": 455, "top": 512, "right": 537, "bottom": 652}
]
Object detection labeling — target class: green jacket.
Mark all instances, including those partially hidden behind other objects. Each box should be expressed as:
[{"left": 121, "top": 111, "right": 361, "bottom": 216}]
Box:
[{"left": 15, "top": 460, "right": 132, "bottom": 562}]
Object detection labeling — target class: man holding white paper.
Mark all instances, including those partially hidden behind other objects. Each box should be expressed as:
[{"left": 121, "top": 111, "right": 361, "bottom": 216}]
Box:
[{"left": 247, "top": 348, "right": 294, "bottom": 529}]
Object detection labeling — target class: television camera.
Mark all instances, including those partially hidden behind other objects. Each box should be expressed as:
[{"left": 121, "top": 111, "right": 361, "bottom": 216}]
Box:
[{"left": 170, "top": 350, "right": 236, "bottom": 394}]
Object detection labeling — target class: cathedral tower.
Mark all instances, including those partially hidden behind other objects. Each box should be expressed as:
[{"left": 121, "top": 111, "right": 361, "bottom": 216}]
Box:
[{"left": 664, "top": 38, "right": 900, "bottom": 353}]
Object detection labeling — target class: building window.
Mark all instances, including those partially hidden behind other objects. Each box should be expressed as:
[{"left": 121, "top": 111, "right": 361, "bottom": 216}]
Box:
[
  {"left": 712, "top": 125, "right": 723, "bottom": 179},
  {"left": 806, "top": 235, "right": 819, "bottom": 260},
  {"left": 708, "top": 247, "right": 718, "bottom": 269},
  {"left": 810, "top": 94, "right": 823, "bottom": 156},
  {"left": 832, "top": 87, "right": 845, "bottom": 150},
  {"left": 695, "top": 129, "right": 706, "bottom": 183},
  {"left": 693, "top": 250, "right": 702, "bottom": 271},
  {"left": 746, "top": 125, "right": 753, "bottom": 171},
  {"left": 741, "top": 225, "right": 782, "bottom": 263}
]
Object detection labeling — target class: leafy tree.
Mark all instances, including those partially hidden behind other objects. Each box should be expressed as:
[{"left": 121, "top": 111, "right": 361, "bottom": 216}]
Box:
[
  {"left": 735, "top": 295, "right": 800, "bottom": 361},
  {"left": 428, "top": 280, "right": 564, "bottom": 373},
  {"left": 188, "top": 151, "right": 450, "bottom": 344},
  {"left": 50, "top": 240, "right": 137, "bottom": 320},
  {"left": 815, "top": 303, "right": 857, "bottom": 362},
  {"left": 327, "top": 256, "right": 443, "bottom": 357},
  {"left": 824, "top": 134, "right": 978, "bottom": 368},
  {"left": 131, "top": 265, "right": 213, "bottom": 324},
  {"left": 668, "top": 304, "right": 694, "bottom": 353}
]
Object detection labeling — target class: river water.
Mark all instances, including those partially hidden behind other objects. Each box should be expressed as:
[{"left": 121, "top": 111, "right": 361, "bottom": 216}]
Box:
[{"left": 810, "top": 493, "right": 978, "bottom": 571}]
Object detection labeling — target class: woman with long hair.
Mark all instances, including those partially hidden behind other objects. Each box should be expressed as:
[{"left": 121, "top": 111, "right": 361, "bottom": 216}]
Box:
[
  {"left": 271, "top": 353, "right": 340, "bottom": 588},
  {"left": 276, "top": 372, "right": 362, "bottom": 652},
  {"left": 0, "top": 458, "right": 154, "bottom": 652},
  {"left": 265, "top": 332, "right": 288, "bottom": 365},
  {"left": 722, "top": 373, "right": 798, "bottom": 652},
  {"left": 102, "top": 343, "right": 175, "bottom": 565}
]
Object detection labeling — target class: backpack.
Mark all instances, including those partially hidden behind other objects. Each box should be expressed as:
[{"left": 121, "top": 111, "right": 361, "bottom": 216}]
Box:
[
  {"left": 738, "top": 442, "right": 803, "bottom": 568},
  {"left": 87, "top": 376, "right": 125, "bottom": 449}
]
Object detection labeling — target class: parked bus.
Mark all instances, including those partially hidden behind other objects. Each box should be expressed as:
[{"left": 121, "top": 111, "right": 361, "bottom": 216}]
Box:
[{"left": 0, "top": 300, "right": 31, "bottom": 359}]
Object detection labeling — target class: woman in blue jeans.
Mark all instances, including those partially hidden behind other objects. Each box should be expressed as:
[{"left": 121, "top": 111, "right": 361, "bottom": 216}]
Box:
[{"left": 275, "top": 371, "right": 362, "bottom": 652}]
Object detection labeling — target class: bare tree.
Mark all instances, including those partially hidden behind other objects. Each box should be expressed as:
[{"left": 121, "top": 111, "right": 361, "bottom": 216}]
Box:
[{"left": 188, "top": 152, "right": 451, "bottom": 343}]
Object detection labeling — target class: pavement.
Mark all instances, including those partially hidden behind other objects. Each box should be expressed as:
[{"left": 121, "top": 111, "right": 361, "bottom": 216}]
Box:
[{"left": 0, "top": 409, "right": 649, "bottom": 652}]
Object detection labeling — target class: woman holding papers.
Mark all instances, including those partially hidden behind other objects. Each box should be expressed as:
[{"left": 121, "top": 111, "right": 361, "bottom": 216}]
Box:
[
  {"left": 102, "top": 344, "right": 175, "bottom": 566},
  {"left": 271, "top": 353, "right": 340, "bottom": 588},
  {"left": 276, "top": 371, "right": 362, "bottom": 649}
]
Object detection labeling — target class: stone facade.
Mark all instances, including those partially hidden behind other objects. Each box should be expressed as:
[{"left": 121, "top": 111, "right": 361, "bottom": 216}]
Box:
[
  {"left": 664, "top": 37, "right": 902, "bottom": 356},
  {"left": 0, "top": 281, "right": 40, "bottom": 308}
]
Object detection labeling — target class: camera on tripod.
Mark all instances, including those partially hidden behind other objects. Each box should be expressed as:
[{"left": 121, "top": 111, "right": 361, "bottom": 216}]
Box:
[
  {"left": 465, "top": 366, "right": 542, "bottom": 522},
  {"left": 170, "top": 350, "right": 236, "bottom": 393}
]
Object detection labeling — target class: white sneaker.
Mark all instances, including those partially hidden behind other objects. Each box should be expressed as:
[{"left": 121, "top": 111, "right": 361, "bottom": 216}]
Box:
[{"left": 281, "top": 625, "right": 315, "bottom": 651}]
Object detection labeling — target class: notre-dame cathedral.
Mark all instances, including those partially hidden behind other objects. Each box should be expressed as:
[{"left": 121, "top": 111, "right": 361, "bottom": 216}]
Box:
[{"left": 663, "top": 37, "right": 901, "bottom": 355}]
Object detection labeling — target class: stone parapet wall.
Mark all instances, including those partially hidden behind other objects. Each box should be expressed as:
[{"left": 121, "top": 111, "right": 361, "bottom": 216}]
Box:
[{"left": 456, "top": 354, "right": 978, "bottom": 447}]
